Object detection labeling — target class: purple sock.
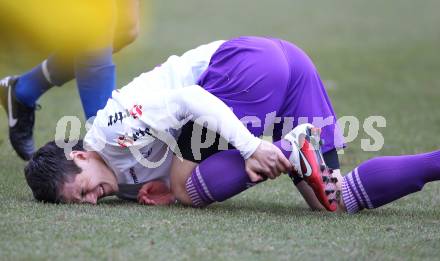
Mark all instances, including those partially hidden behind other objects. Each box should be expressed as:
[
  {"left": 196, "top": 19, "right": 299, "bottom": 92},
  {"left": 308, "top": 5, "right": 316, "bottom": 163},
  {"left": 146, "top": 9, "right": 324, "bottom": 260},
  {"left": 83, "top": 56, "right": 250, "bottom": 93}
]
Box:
[
  {"left": 185, "top": 140, "right": 290, "bottom": 207},
  {"left": 342, "top": 150, "right": 440, "bottom": 214}
]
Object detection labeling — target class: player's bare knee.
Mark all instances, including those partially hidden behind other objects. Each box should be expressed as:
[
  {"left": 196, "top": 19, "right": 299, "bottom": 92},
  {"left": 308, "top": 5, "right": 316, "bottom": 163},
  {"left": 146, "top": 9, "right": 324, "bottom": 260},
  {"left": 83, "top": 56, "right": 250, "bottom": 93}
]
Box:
[
  {"left": 170, "top": 177, "right": 192, "bottom": 205},
  {"left": 170, "top": 156, "right": 198, "bottom": 206}
]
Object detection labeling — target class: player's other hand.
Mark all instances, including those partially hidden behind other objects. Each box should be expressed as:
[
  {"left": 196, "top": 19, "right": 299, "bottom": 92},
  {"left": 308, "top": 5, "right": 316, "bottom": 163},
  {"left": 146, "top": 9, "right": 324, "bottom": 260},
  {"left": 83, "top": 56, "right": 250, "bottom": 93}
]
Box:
[
  {"left": 137, "top": 180, "right": 176, "bottom": 206},
  {"left": 245, "top": 140, "right": 293, "bottom": 182}
]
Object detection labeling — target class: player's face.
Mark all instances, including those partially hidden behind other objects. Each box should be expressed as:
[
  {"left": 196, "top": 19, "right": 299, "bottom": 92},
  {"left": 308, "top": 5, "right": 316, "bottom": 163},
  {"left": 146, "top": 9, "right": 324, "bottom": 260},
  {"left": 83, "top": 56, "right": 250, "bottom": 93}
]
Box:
[{"left": 61, "top": 151, "right": 119, "bottom": 204}]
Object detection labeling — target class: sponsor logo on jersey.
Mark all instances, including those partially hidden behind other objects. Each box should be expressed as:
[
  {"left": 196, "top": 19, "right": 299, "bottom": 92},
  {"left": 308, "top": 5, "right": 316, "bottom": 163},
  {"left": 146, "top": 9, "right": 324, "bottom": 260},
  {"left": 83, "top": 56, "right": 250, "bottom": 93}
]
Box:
[
  {"left": 108, "top": 110, "right": 130, "bottom": 126},
  {"left": 132, "top": 127, "right": 153, "bottom": 142},
  {"left": 107, "top": 105, "right": 143, "bottom": 126},
  {"left": 116, "top": 134, "right": 134, "bottom": 148},
  {"left": 114, "top": 128, "right": 153, "bottom": 148},
  {"left": 129, "top": 104, "right": 143, "bottom": 119}
]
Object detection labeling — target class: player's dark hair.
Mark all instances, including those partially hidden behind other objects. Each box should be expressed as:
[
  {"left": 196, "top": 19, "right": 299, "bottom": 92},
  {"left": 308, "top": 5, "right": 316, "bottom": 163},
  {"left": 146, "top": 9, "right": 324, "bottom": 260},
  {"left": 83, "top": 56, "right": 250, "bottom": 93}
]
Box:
[{"left": 24, "top": 140, "right": 84, "bottom": 203}]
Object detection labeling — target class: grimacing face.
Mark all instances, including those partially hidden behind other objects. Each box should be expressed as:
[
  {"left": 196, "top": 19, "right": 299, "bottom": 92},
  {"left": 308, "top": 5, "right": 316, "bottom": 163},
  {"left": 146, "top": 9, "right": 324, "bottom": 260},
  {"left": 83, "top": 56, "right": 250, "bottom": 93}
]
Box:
[{"left": 60, "top": 151, "right": 119, "bottom": 204}]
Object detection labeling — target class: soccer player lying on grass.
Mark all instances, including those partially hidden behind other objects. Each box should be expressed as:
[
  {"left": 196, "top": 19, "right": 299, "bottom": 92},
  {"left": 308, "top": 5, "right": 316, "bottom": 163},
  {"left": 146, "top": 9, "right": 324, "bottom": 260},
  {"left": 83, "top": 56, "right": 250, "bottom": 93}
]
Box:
[
  {"left": 24, "top": 36, "right": 440, "bottom": 214},
  {"left": 25, "top": 36, "right": 344, "bottom": 211}
]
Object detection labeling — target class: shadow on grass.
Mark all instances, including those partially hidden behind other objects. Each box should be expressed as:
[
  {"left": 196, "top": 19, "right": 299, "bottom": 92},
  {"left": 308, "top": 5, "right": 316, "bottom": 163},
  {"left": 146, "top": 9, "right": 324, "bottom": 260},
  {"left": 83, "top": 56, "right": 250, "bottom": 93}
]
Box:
[
  {"left": 21, "top": 195, "right": 440, "bottom": 220},
  {"left": 99, "top": 197, "right": 336, "bottom": 219},
  {"left": 354, "top": 207, "right": 440, "bottom": 219},
  {"left": 99, "top": 197, "right": 137, "bottom": 206}
]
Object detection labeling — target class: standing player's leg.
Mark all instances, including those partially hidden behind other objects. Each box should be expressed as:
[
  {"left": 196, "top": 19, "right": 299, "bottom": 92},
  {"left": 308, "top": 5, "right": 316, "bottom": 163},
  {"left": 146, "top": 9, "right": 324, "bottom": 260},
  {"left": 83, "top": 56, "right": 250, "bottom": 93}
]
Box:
[
  {"left": 0, "top": 0, "right": 139, "bottom": 160},
  {"left": 39, "top": 0, "right": 139, "bottom": 92},
  {"left": 75, "top": 0, "right": 140, "bottom": 119},
  {"left": 72, "top": 0, "right": 116, "bottom": 119},
  {"left": 74, "top": 48, "right": 115, "bottom": 119},
  {"left": 0, "top": 75, "right": 41, "bottom": 160},
  {"left": 12, "top": 0, "right": 139, "bottom": 100},
  {"left": 0, "top": 53, "right": 77, "bottom": 160},
  {"left": 113, "top": 0, "right": 140, "bottom": 53}
]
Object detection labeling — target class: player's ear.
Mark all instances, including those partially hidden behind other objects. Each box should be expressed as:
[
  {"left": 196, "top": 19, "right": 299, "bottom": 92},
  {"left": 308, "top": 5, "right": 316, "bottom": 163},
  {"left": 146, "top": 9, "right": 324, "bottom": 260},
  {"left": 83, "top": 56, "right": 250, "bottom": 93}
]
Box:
[{"left": 69, "top": 151, "right": 89, "bottom": 161}]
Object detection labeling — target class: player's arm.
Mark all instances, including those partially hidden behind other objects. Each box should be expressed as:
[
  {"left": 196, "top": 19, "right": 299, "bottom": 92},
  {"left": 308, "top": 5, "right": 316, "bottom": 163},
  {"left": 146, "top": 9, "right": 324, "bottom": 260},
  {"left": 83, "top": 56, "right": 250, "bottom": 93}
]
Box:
[
  {"left": 137, "top": 180, "right": 176, "bottom": 206},
  {"left": 166, "top": 85, "right": 292, "bottom": 181},
  {"left": 169, "top": 85, "right": 260, "bottom": 159}
]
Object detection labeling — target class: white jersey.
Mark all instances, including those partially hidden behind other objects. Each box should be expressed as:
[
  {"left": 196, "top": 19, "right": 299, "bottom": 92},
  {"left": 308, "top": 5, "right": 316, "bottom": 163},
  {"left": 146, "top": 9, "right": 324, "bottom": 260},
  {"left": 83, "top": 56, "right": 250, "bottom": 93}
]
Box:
[{"left": 84, "top": 40, "right": 261, "bottom": 200}]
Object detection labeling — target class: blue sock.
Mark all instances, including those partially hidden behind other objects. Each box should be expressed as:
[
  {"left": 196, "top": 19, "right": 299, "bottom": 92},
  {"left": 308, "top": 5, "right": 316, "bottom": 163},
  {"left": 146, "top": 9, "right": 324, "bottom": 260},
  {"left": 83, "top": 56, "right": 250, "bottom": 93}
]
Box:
[
  {"left": 14, "top": 63, "right": 53, "bottom": 108},
  {"left": 74, "top": 47, "right": 115, "bottom": 119}
]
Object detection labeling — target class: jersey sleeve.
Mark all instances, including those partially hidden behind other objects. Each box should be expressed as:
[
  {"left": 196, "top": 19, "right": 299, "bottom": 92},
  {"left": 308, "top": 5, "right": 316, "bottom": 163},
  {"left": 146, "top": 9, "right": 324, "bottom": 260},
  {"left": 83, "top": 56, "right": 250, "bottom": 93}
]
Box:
[
  {"left": 113, "top": 84, "right": 261, "bottom": 159},
  {"left": 164, "top": 85, "right": 262, "bottom": 159}
]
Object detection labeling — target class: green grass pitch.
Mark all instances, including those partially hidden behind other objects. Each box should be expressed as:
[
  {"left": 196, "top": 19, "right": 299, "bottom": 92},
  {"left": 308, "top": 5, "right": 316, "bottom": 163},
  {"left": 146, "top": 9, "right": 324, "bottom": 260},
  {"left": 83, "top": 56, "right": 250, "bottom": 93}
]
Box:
[{"left": 1, "top": 0, "right": 440, "bottom": 260}]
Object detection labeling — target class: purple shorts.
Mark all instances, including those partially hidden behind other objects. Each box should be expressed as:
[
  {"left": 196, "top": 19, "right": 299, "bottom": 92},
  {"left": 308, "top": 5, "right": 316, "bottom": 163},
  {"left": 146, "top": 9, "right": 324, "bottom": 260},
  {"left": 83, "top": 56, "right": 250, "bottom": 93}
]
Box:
[{"left": 197, "top": 36, "right": 344, "bottom": 153}]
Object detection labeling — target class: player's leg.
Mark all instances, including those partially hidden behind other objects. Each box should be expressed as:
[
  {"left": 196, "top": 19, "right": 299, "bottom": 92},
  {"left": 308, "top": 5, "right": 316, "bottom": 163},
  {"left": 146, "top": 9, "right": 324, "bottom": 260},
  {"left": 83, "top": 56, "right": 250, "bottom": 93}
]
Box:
[
  {"left": 10, "top": 63, "right": 53, "bottom": 109},
  {"left": 170, "top": 36, "right": 288, "bottom": 204},
  {"left": 16, "top": 0, "right": 139, "bottom": 95},
  {"left": 169, "top": 157, "right": 197, "bottom": 205},
  {"left": 180, "top": 37, "right": 343, "bottom": 210},
  {"left": 273, "top": 121, "right": 342, "bottom": 211},
  {"left": 3, "top": 15, "right": 117, "bottom": 123},
  {"left": 74, "top": 48, "right": 115, "bottom": 119},
  {"left": 339, "top": 150, "right": 440, "bottom": 213},
  {"left": 272, "top": 39, "right": 345, "bottom": 210},
  {"left": 75, "top": 0, "right": 141, "bottom": 119},
  {"left": 173, "top": 36, "right": 290, "bottom": 168},
  {"left": 171, "top": 124, "right": 339, "bottom": 208},
  {"left": 197, "top": 36, "right": 290, "bottom": 136},
  {"left": 113, "top": 0, "right": 140, "bottom": 52},
  {"left": 0, "top": 76, "right": 38, "bottom": 160},
  {"left": 173, "top": 37, "right": 338, "bottom": 208},
  {"left": 171, "top": 150, "right": 255, "bottom": 207},
  {"left": 0, "top": 1, "right": 139, "bottom": 159},
  {"left": 16, "top": 0, "right": 137, "bottom": 113},
  {"left": 173, "top": 134, "right": 440, "bottom": 213},
  {"left": 0, "top": 51, "right": 70, "bottom": 160}
]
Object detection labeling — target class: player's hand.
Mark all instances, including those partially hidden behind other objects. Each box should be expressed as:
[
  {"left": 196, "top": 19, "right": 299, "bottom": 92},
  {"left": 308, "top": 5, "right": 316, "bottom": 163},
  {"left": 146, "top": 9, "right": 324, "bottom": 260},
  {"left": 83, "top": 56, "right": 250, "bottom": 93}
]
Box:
[
  {"left": 137, "top": 180, "right": 176, "bottom": 206},
  {"left": 245, "top": 140, "right": 293, "bottom": 182}
]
